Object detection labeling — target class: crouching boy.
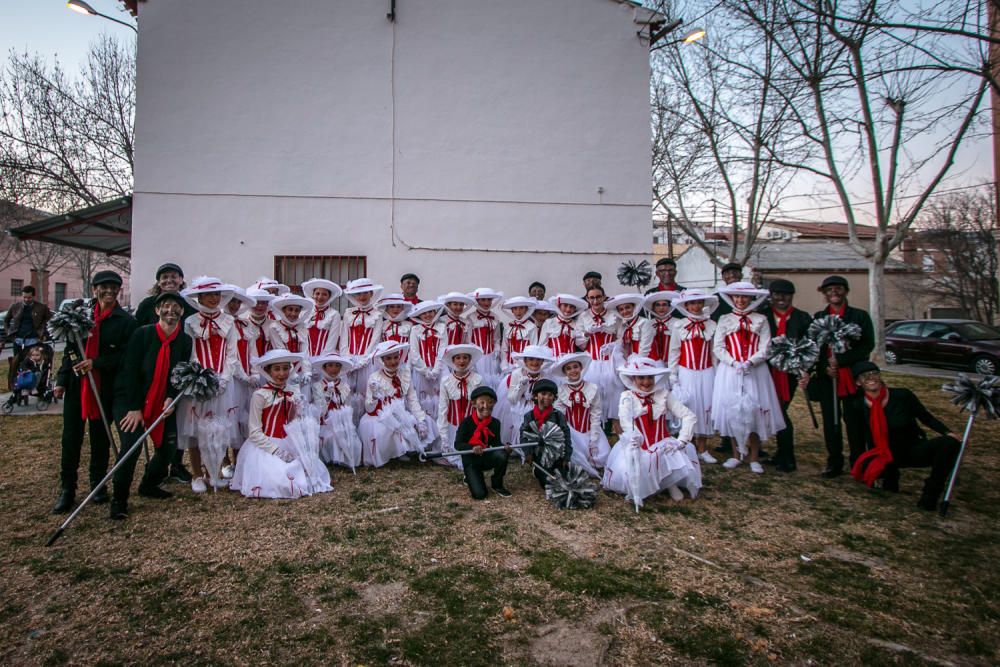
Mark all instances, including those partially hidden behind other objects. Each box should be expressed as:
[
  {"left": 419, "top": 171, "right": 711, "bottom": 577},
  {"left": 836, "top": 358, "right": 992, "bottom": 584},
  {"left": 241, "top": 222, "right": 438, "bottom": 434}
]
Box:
[{"left": 455, "top": 386, "right": 512, "bottom": 499}]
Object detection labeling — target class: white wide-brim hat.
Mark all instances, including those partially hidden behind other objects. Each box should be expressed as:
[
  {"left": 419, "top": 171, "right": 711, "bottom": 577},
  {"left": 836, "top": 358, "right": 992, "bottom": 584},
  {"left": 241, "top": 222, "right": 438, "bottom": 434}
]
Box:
[
  {"left": 442, "top": 343, "right": 484, "bottom": 370},
  {"left": 512, "top": 344, "right": 556, "bottom": 364},
  {"left": 672, "top": 289, "right": 719, "bottom": 319},
  {"left": 245, "top": 287, "right": 277, "bottom": 304},
  {"left": 718, "top": 281, "right": 769, "bottom": 312},
  {"left": 269, "top": 294, "right": 315, "bottom": 326},
  {"left": 301, "top": 278, "right": 343, "bottom": 301},
  {"left": 181, "top": 276, "right": 235, "bottom": 313},
  {"left": 344, "top": 278, "right": 385, "bottom": 305},
  {"left": 468, "top": 287, "right": 504, "bottom": 303},
  {"left": 502, "top": 296, "right": 537, "bottom": 319},
  {"left": 372, "top": 340, "right": 408, "bottom": 360},
  {"left": 253, "top": 349, "right": 304, "bottom": 371},
  {"left": 643, "top": 290, "right": 680, "bottom": 316},
  {"left": 532, "top": 299, "right": 558, "bottom": 314},
  {"left": 250, "top": 277, "right": 290, "bottom": 295},
  {"left": 617, "top": 355, "right": 670, "bottom": 391},
  {"left": 605, "top": 293, "right": 645, "bottom": 313},
  {"left": 549, "top": 294, "right": 587, "bottom": 314},
  {"left": 551, "top": 351, "right": 592, "bottom": 377},
  {"left": 226, "top": 285, "right": 256, "bottom": 316},
  {"left": 311, "top": 352, "right": 356, "bottom": 372},
  {"left": 377, "top": 294, "right": 415, "bottom": 321},
  {"left": 437, "top": 291, "right": 475, "bottom": 308},
  {"left": 410, "top": 300, "right": 445, "bottom": 319}
]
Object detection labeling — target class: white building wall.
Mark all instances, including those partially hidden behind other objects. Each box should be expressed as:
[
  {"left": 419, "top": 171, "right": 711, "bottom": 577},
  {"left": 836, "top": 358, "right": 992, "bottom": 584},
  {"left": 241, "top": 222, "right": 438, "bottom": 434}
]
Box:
[{"left": 131, "top": 0, "right": 654, "bottom": 296}]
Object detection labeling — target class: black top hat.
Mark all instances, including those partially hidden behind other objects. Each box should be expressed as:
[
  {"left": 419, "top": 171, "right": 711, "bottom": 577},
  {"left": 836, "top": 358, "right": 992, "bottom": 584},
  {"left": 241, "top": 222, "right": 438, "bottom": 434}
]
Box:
[
  {"left": 818, "top": 275, "right": 850, "bottom": 291},
  {"left": 470, "top": 386, "right": 497, "bottom": 402},
  {"left": 91, "top": 270, "right": 123, "bottom": 287}
]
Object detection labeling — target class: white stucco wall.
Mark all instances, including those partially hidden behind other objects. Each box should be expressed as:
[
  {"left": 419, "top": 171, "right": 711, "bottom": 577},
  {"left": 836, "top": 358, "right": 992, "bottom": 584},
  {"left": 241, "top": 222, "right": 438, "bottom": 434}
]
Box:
[{"left": 131, "top": 0, "right": 654, "bottom": 296}]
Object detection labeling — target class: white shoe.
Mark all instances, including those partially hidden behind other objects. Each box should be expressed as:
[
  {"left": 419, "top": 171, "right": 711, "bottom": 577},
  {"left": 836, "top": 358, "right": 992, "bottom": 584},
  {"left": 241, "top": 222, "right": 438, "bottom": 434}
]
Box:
[
  {"left": 667, "top": 485, "right": 684, "bottom": 501},
  {"left": 722, "top": 457, "right": 742, "bottom": 469},
  {"left": 699, "top": 451, "right": 718, "bottom": 464},
  {"left": 191, "top": 477, "right": 208, "bottom": 493},
  {"left": 749, "top": 461, "right": 765, "bottom": 474},
  {"left": 221, "top": 465, "right": 235, "bottom": 479},
  {"left": 212, "top": 478, "right": 230, "bottom": 489}
]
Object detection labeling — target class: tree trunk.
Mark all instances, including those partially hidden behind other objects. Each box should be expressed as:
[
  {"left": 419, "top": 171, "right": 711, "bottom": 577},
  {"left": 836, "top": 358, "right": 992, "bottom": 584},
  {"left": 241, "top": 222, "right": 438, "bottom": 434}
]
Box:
[{"left": 868, "top": 258, "right": 886, "bottom": 364}]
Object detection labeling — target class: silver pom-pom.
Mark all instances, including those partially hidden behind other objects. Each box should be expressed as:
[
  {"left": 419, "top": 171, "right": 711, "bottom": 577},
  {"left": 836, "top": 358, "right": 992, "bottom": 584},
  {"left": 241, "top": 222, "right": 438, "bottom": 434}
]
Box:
[
  {"left": 171, "top": 362, "right": 224, "bottom": 402},
  {"left": 47, "top": 299, "right": 94, "bottom": 342},
  {"left": 617, "top": 260, "right": 654, "bottom": 289},
  {"left": 808, "top": 315, "right": 862, "bottom": 354},
  {"left": 545, "top": 462, "right": 599, "bottom": 509},
  {"left": 942, "top": 374, "right": 1000, "bottom": 419},
  {"left": 768, "top": 335, "right": 820, "bottom": 374}
]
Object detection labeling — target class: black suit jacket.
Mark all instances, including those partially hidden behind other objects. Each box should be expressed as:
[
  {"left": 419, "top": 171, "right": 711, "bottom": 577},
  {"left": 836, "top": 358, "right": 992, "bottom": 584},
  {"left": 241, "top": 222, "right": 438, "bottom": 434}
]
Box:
[
  {"left": 847, "top": 387, "right": 950, "bottom": 458},
  {"left": 56, "top": 302, "right": 138, "bottom": 410}
]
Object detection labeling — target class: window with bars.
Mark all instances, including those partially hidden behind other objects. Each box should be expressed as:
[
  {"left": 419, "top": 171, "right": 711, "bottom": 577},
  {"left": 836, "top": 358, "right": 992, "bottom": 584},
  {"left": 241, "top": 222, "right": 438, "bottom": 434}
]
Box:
[
  {"left": 10, "top": 279, "right": 23, "bottom": 297},
  {"left": 54, "top": 282, "right": 67, "bottom": 306},
  {"left": 274, "top": 255, "right": 367, "bottom": 311}
]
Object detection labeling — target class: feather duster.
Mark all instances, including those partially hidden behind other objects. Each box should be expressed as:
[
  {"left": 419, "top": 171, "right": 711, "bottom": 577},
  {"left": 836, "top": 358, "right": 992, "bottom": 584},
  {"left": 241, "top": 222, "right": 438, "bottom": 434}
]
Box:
[
  {"left": 808, "top": 315, "right": 862, "bottom": 354},
  {"left": 171, "top": 362, "right": 224, "bottom": 402},
  {"left": 545, "top": 462, "right": 599, "bottom": 509},
  {"left": 767, "top": 335, "right": 820, "bottom": 375},
  {"left": 617, "top": 260, "right": 653, "bottom": 290},
  {"left": 46, "top": 300, "right": 94, "bottom": 343},
  {"left": 942, "top": 374, "right": 1000, "bottom": 419}
]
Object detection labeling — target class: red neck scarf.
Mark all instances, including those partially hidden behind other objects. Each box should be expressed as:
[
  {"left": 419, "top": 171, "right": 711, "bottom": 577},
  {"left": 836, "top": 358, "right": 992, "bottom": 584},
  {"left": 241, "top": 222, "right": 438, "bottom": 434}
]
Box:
[
  {"left": 651, "top": 318, "right": 671, "bottom": 361},
  {"left": 769, "top": 308, "right": 793, "bottom": 401},
  {"left": 634, "top": 392, "right": 660, "bottom": 450},
  {"left": 851, "top": 385, "right": 893, "bottom": 487},
  {"left": 81, "top": 303, "right": 115, "bottom": 419},
  {"left": 826, "top": 305, "right": 856, "bottom": 396},
  {"left": 143, "top": 323, "right": 180, "bottom": 446},
  {"left": 532, "top": 405, "right": 553, "bottom": 429},
  {"left": 282, "top": 322, "right": 300, "bottom": 353},
  {"left": 469, "top": 411, "right": 493, "bottom": 447}
]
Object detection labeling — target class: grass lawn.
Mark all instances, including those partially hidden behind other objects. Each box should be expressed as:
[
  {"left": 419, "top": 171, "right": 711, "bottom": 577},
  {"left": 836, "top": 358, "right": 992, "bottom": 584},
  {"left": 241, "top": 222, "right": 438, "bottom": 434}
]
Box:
[{"left": 0, "top": 373, "right": 997, "bottom": 665}]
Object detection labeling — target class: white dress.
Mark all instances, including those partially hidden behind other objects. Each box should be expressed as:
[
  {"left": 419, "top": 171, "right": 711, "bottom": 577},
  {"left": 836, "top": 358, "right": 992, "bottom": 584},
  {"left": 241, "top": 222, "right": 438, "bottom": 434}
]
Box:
[
  {"left": 710, "top": 312, "right": 786, "bottom": 453},
  {"left": 538, "top": 316, "right": 580, "bottom": 358},
  {"left": 555, "top": 380, "right": 610, "bottom": 477},
  {"left": 381, "top": 318, "right": 413, "bottom": 363},
  {"left": 312, "top": 375, "right": 362, "bottom": 470},
  {"left": 409, "top": 321, "right": 446, "bottom": 420},
  {"left": 231, "top": 316, "right": 259, "bottom": 444},
  {"left": 339, "top": 306, "right": 383, "bottom": 423},
  {"left": 177, "top": 311, "right": 240, "bottom": 454},
  {"left": 495, "top": 368, "right": 549, "bottom": 445},
  {"left": 435, "top": 371, "right": 484, "bottom": 470},
  {"left": 667, "top": 317, "right": 717, "bottom": 437},
  {"left": 499, "top": 317, "right": 537, "bottom": 376},
  {"left": 230, "top": 385, "right": 332, "bottom": 498},
  {"left": 358, "top": 367, "right": 436, "bottom": 467},
  {"left": 602, "top": 389, "right": 702, "bottom": 507},
  {"left": 574, "top": 309, "right": 619, "bottom": 419},
  {"left": 306, "top": 305, "right": 342, "bottom": 357},
  {"left": 468, "top": 308, "right": 503, "bottom": 389}
]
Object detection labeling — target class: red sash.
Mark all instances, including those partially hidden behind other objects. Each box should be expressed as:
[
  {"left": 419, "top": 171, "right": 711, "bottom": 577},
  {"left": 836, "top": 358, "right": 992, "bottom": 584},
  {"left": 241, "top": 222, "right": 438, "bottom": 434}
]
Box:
[
  {"left": 80, "top": 303, "right": 114, "bottom": 420},
  {"left": 142, "top": 323, "right": 179, "bottom": 446},
  {"left": 851, "top": 385, "right": 893, "bottom": 486}
]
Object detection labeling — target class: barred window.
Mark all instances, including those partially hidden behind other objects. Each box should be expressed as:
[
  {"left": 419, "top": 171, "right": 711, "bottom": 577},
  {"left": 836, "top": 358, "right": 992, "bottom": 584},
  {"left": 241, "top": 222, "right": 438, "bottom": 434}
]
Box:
[
  {"left": 274, "top": 255, "right": 367, "bottom": 311},
  {"left": 10, "top": 279, "right": 23, "bottom": 297}
]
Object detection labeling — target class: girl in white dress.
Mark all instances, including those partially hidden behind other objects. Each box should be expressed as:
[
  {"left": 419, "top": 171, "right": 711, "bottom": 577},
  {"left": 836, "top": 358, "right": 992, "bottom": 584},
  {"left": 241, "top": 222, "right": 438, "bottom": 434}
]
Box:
[
  {"left": 178, "top": 277, "right": 240, "bottom": 493},
  {"left": 574, "top": 286, "right": 618, "bottom": 419},
  {"left": 437, "top": 292, "right": 474, "bottom": 346},
  {"left": 551, "top": 352, "right": 610, "bottom": 478},
  {"left": 667, "top": 290, "right": 720, "bottom": 464},
  {"left": 643, "top": 290, "right": 679, "bottom": 364},
  {"left": 302, "top": 278, "right": 342, "bottom": 357},
  {"left": 499, "top": 296, "right": 537, "bottom": 376},
  {"left": 311, "top": 352, "right": 362, "bottom": 470},
  {"left": 340, "top": 279, "right": 385, "bottom": 420},
  {"left": 607, "top": 293, "right": 653, "bottom": 360},
  {"left": 602, "top": 356, "right": 701, "bottom": 508},
  {"left": 408, "top": 300, "right": 446, "bottom": 420},
  {"left": 435, "top": 344, "right": 485, "bottom": 470},
  {"left": 539, "top": 294, "right": 586, "bottom": 358},
  {"left": 467, "top": 288, "right": 504, "bottom": 389},
  {"left": 243, "top": 287, "right": 275, "bottom": 359},
  {"left": 230, "top": 350, "right": 332, "bottom": 498},
  {"left": 221, "top": 286, "right": 257, "bottom": 479},
  {"left": 532, "top": 298, "right": 556, "bottom": 339},
  {"left": 496, "top": 344, "right": 555, "bottom": 445},
  {"left": 378, "top": 294, "right": 414, "bottom": 361},
  {"left": 267, "top": 293, "right": 316, "bottom": 403},
  {"left": 358, "top": 341, "right": 435, "bottom": 467},
  {"left": 711, "top": 282, "right": 786, "bottom": 474}
]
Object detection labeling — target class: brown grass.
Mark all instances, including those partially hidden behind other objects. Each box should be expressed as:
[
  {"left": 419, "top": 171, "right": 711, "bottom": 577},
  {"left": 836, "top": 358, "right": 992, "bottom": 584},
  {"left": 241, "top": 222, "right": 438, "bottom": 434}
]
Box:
[{"left": 0, "top": 373, "right": 997, "bottom": 666}]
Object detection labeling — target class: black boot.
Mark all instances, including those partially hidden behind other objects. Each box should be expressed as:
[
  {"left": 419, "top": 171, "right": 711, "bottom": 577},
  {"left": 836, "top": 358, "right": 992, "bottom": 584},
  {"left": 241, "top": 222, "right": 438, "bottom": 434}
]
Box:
[
  {"left": 91, "top": 484, "right": 110, "bottom": 505},
  {"left": 491, "top": 477, "right": 512, "bottom": 498},
  {"left": 109, "top": 501, "right": 128, "bottom": 520},
  {"left": 52, "top": 488, "right": 75, "bottom": 514}
]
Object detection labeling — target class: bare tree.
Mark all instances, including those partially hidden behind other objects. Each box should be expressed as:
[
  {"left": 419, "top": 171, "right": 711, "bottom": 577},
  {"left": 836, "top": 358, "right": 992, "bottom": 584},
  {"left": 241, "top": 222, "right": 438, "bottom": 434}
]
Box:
[{"left": 919, "top": 187, "right": 999, "bottom": 324}]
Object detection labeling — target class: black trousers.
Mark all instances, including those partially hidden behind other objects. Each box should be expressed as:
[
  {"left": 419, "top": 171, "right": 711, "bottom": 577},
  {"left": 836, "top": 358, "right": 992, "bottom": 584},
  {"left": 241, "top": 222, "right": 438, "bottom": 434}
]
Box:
[
  {"left": 813, "top": 379, "right": 864, "bottom": 471},
  {"left": 111, "top": 417, "right": 178, "bottom": 505},
  {"left": 59, "top": 391, "right": 112, "bottom": 492},
  {"left": 460, "top": 450, "right": 509, "bottom": 500},
  {"left": 881, "top": 436, "right": 961, "bottom": 501},
  {"left": 774, "top": 383, "right": 798, "bottom": 467}
]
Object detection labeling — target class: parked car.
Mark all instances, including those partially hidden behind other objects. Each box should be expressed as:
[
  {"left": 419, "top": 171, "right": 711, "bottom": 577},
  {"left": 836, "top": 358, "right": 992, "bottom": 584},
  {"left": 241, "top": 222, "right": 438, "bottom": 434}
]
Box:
[
  {"left": 0, "top": 310, "right": 6, "bottom": 339},
  {"left": 885, "top": 319, "right": 1000, "bottom": 375}
]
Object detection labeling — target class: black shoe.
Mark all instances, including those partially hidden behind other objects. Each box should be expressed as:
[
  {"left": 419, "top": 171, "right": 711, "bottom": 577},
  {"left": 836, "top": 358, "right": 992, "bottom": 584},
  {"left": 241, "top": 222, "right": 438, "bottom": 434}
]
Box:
[
  {"left": 714, "top": 443, "right": 729, "bottom": 453},
  {"left": 820, "top": 467, "right": 843, "bottom": 479},
  {"left": 169, "top": 464, "right": 193, "bottom": 483},
  {"left": 758, "top": 449, "right": 771, "bottom": 460},
  {"left": 491, "top": 484, "right": 512, "bottom": 498},
  {"left": 91, "top": 486, "right": 110, "bottom": 504},
  {"left": 917, "top": 496, "right": 938, "bottom": 512},
  {"left": 109, "top": 502, "right": 128, "bottom": 520},
  {"left": 52, "top": 489, "right": 75, "bottom": 514},
  {"left": 138, "top": 486, "right": 173, "bottom": 500},
  {"left": 776, "top": 462, "right": 797, "bottom": 473}
]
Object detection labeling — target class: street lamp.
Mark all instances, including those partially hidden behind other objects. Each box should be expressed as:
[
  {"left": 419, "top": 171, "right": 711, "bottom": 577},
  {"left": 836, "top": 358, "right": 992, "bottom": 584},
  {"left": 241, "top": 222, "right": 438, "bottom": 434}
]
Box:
[
  {"left": 66, "top": 0, "right": 138, "bottom": 33},
  {"left": 682, "top": 28, "right": 706, "bottom": 44}
]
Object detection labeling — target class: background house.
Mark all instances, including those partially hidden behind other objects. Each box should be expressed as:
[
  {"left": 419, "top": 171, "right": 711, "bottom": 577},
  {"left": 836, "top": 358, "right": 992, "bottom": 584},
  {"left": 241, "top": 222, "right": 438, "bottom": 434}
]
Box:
[{"left": 128, "top": 0, "right": 661, "bottom": 296}]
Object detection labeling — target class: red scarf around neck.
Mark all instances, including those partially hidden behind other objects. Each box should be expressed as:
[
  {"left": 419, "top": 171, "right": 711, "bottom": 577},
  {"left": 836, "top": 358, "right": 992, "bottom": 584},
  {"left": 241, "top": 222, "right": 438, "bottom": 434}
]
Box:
[
  {"left": 851, "top": 385, "right": 893, "bottom": 487},
  {"left": 143, "top": 323, "right": 180, "bottom": 446},
  {"left": 532, "top": 405, "right": 553, "bottom": 429},
  {"left": 469, "top": 411, "right": 493, "bottom": 447},
  {"left": 826, "top": 304, "right": 856, "bottom": 396},
  {"left": 81, "top": 303, "right": 115, "bottom": 420}
]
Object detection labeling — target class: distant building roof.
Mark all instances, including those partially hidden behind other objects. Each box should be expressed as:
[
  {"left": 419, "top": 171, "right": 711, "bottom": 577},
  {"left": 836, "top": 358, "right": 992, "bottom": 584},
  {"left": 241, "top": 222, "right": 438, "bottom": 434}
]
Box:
[
  {"left": 765, "top": 220, "right": 889, "bottom": 240},
  {"left": 716, "top": 241, "right": 915, "bottom": 272}
]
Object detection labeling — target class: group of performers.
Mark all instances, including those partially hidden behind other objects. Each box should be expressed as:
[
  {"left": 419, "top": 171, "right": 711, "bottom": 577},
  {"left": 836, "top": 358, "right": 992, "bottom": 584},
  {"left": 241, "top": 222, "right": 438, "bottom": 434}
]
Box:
[{"left": 49, "top": 259, "right": 963, "bottom": 519}]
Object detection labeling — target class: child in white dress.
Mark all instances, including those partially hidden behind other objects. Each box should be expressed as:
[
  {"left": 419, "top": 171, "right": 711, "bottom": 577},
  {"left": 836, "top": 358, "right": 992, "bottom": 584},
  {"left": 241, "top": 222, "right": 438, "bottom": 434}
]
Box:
[
  {"left": 311, "top": 352, "right": 362, "bottom": 471},
  {"left": 378, "top": 294, "right": 414, "bottom": 360},
  {"left": 539, "top": 294, "right": 586, "bottom": 358},
  {"left": 496, "top": 344, "right": 555, "bottom": 445},
  {"left": 302, "top": 278, "right": 342, "bottom": 356},
  {"left": 552, "top": 352, "right": 610, "bottom": 478},
  {"left": 643, "top": 290, "right": 679, "bottom": 363},
  {"left": 499, "top": 296, "right": 537, "bottom": 376},
  {"left": 711, "top": 282, "right": 786, "bottom": 474},
  {"left": 437, "top": 292, "right": 474, "bottom": 346},
  {"left": 602, "top": 356, "right": 701, "bottom": 508},
  {"left": 408, "top": 300, "right": 446, "bottom": 420},
  {"left": 574, "top": 286, "right": 619, "bottom": 419},
  {"left": 467, "top": 288, "right": 504, "bottom": 389},
  {"left": 435, "top": 344, "right": 485, "bottom": 470},
  {"left": 340, "top": 279, "right": 385, "bottom": 420}
]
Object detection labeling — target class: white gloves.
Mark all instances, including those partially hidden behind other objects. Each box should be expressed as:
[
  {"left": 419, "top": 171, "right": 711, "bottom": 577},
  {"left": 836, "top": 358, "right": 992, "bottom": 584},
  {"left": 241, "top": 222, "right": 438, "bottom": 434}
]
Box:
[
  {"left": 416, "top": 421, "right": 429, "bottom": 439},
  {"left": 274, "top": 448, "right": 294, "bottom": 463}
]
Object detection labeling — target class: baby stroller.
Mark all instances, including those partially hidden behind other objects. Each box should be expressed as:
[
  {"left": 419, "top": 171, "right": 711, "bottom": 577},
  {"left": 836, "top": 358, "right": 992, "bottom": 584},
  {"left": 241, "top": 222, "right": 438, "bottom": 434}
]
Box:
[{"left": 3, "top": 343, "right": 56, "bottom": 413}]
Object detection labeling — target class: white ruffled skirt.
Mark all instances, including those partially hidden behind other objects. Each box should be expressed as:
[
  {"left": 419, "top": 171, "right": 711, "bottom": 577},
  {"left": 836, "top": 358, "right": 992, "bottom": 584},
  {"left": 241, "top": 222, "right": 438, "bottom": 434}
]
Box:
[
  {"left": 474, "top": 352, "right": 502, "bottom": 392},
  {"left": 230, "top": 438, "right": 312, "bottom": 499},
  {"left": 602, "top": 435, "right": 702, "bottom": 507},
  {"left": 411, "top": 368, "right": 440, "bottom": 422},
  {"left": 711, "top": 363, "right": 786, "bottom": 453},
  {"left": 319, "top": 406, "right": 363, "bottom": 470},
  {"left": 568, "top": 426, "right": 611, "bottom": 478},
  {"left": 674, "top": 366, "right": 716, "bottom": 437},
  {"left": 584, "top": 358, "right": 619, "bottom": 421},
  {"left": 357, "top": 400, "right": 436, "bottom": 467}
]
